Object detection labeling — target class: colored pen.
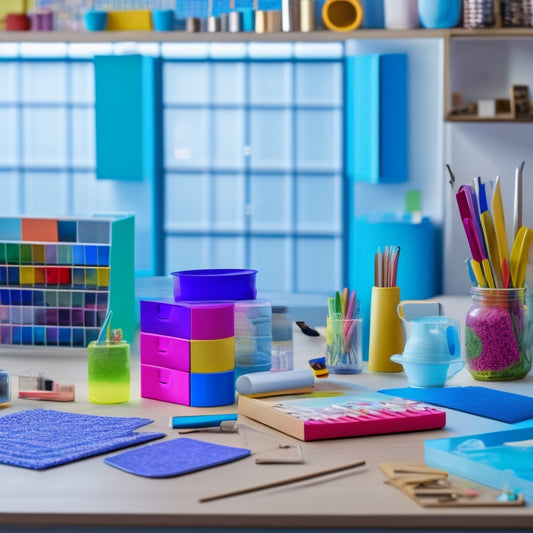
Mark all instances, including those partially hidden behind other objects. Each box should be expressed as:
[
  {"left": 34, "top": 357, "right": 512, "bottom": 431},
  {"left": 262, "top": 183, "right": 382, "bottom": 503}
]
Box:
[
  {"left": 492, "top": 176, "right": 510, "bottom": 287},
  {"left": 513, "top": 161, "right": 525, "bottom": 239},
  {"left": 169, "top": 413, "right": 238, "bottom": 429},
  {"left": 18, "top": 384, "right": 75, "bottom": 402}
]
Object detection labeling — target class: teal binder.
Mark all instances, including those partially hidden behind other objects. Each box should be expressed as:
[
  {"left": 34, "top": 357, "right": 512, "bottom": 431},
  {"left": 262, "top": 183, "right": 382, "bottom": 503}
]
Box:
[
  {"left": 345, "top": 53, "right": 408, "bottom": 183},
  {"left": 94, "top": 55, "right": 161, "bottom": 182}
]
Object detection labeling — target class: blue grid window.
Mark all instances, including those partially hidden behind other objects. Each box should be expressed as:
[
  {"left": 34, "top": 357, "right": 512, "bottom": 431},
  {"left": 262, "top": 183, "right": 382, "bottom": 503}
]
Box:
[
  {"left": 1, "top": 41, "right": 344, "bottom": 294},
  {"left": 162, "top": 43, "right": 344, "bottom": 293}
]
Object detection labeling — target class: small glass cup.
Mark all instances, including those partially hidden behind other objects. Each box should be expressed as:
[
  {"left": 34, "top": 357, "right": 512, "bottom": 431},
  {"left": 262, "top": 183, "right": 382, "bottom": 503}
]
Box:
[
  {"left": 465, "top": 287, "right": 531, "bottom": 380},
  {"left": 88, "top": 340, "right": 130, "bottom": 404},
  {"left": 325, "top": 317, "right": 363, "bottom": 374}
]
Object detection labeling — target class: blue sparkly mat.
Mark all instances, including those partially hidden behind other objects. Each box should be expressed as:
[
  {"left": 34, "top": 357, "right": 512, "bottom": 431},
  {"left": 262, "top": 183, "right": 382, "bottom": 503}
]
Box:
[{"left": 0, "top": 409, "right": 165, "bottom": 469}]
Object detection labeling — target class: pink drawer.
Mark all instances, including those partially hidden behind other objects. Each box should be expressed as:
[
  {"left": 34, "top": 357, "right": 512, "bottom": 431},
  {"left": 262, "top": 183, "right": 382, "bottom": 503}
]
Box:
[
  {"left": 140, "top": 332, "right": 234, "bottom": 373},
  {"left": 140, "top": 365, "right": 189, "bottom": 406},
  {"left": 140, "top": 332, "right": 189, "bottom": 372}
]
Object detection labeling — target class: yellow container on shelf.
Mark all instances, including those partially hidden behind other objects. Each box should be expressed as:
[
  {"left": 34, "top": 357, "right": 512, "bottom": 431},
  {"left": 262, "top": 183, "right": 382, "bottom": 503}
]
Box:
[
  {"left": 322, "top": 0, "right": 363, "bottom": 31},
  {"left": 107, "top": 10, "right": 153, "bottom": 31}
]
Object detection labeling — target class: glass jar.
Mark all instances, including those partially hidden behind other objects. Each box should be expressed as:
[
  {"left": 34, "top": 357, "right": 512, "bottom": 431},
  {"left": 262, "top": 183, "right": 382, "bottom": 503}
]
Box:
[
  {"left": 465, "top": 287, "right": 531, "bottom": 380},
  {"left": 234, "top": 299, "right": 272, "bottom": 379}
]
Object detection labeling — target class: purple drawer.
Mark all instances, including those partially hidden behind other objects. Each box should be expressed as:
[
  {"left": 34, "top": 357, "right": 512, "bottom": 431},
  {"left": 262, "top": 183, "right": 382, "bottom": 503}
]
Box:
[{"left": 140, "top": 298, "right": 234, "bottom": 340}]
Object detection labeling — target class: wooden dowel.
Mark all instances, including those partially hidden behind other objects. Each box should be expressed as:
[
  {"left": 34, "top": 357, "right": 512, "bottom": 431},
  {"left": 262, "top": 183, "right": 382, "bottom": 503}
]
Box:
[{"left": 199, "top": 460, "right": 366, "bottom": 503}]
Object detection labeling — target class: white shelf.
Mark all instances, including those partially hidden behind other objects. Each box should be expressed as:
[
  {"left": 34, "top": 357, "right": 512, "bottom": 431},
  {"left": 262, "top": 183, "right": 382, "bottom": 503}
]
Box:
[
  {"left": 1, "top": 27, "right": 533, "bottom": 44},
  {"left": 0, "top": 28, "right": 447, "bottom": 43}
]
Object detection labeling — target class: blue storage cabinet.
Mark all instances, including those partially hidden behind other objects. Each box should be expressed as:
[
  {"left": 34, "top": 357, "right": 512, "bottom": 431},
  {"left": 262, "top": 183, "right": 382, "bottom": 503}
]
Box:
[{"left": 349, "top": 214, "right": 441, "bottom": 359}]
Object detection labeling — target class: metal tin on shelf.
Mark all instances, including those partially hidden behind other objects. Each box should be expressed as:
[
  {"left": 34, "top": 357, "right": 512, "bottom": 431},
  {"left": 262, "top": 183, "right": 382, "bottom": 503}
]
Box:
[
  {"left": 522, "top": 0, "right": 533, "bottom": 25},
  {"left": 463, "top": 0, "right": 494, "bottom": 28},
  {"left": 501, "top": 0, "right": 524, "bottom": 26},
  {"left": 207, "top": 16, "right": 221, "bottom": 32}
]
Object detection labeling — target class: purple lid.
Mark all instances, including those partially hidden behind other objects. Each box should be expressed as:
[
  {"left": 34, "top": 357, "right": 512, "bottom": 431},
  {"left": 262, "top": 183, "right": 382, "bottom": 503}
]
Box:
[{"left": 172, "top": 269, "right": 257, "bottom": 302}]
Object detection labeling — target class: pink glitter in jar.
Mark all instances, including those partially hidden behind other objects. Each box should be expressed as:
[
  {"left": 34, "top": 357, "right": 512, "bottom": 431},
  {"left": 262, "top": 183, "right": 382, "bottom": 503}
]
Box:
[{"left": 465, "top": 287, "right": 531, "bottom": 380}]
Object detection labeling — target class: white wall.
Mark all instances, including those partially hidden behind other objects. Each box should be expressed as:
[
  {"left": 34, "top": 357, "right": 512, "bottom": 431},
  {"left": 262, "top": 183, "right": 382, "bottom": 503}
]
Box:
[
  {"left": 444, "top": 38, "right": 533, "bottom": 295},
  {"left": 443, "top": 122, "right": 533, "bottom": 295}
]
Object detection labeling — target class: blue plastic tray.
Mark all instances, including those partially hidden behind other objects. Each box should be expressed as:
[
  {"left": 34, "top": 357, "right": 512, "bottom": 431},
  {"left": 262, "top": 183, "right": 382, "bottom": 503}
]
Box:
[{"left": 425, "top": 427, "right": 533, "bottom": 502}]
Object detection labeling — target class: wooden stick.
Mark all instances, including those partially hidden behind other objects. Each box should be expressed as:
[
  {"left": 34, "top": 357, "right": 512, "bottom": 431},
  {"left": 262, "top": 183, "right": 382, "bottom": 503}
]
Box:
[{"left": 199, "top": 460, "right": 366, "bottom": 503}]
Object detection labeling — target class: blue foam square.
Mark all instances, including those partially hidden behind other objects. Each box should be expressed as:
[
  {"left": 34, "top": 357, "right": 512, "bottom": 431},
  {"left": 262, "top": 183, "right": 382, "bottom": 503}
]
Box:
[{"left": 104, "top": 437, "right": 250, "bottom": 478}]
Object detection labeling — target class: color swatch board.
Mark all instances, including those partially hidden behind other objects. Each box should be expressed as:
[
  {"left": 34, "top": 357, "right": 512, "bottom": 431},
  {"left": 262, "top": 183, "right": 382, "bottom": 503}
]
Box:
[
  {"left": 0, "top": 215, "right": 135, "bottom": 347},
  {"left": 238, "top": 390, "right": 446, "bottom": 441}
]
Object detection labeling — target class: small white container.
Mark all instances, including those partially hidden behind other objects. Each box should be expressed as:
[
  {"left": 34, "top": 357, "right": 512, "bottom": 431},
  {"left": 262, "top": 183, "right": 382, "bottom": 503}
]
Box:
[
  {"left": 271, "top": 305, "right": 293, "bottom": 372},
  {"left": 384, "top": 0, "right": 419, "bottom": 29}
]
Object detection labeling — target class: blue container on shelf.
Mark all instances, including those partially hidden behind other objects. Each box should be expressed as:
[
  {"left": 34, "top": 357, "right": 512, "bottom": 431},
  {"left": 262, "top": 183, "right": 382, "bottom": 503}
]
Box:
[
  {"left": 360, "top": 0, "right": 384, "bottom": 28},
  {"left": 152, "top": 9, "right": 175, "bottom": 31},
  {"left": 172, "top": 269, "right": 257, "bottom": 302},
  {"left": 84, "top": 10, "right": 108, "bottom": 31},
  {"left": 418, "top": 0, "right": 462, "bottom": 28}
]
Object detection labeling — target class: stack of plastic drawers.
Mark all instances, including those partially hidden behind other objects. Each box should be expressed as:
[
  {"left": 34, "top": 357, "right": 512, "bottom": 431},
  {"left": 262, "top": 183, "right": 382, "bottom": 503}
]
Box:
[
  {"left": 139, "top": 268, "right": 260, "bottom": 407},
  {"left": 139, "top": 300, "right": 235, "bottom": 407}
]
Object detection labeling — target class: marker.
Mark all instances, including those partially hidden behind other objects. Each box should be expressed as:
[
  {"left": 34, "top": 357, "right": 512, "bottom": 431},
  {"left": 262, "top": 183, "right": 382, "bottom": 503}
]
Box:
[
  {"left": 18, "top": 384, "right": 75, "bottom": 402},
  {"left": 169, "top": 413, "right": 238, "bottom": 429}
]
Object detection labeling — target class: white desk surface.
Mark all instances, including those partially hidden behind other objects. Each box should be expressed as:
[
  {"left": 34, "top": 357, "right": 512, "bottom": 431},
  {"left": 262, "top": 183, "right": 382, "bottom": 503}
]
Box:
[{"left": 1, "top": 295, "right": 533, "bottom": 531}]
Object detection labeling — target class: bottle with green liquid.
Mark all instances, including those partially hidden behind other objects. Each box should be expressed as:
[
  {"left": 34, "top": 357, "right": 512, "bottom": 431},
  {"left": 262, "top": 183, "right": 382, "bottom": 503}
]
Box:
[{"left": 88, "top": 311, "right": 130, "bottom": 404}]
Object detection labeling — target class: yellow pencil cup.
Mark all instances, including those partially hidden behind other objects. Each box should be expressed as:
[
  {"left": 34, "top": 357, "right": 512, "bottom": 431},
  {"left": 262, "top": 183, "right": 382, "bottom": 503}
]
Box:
[{"left": 368, "top": 286, "right": 404, "bottom": 372}]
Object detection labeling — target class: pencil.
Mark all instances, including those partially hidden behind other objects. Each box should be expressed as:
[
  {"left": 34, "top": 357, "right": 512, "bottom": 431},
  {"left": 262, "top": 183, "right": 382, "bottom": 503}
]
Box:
[{"left": 199, "top": 460, "right": 366, "bottom": 502}]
